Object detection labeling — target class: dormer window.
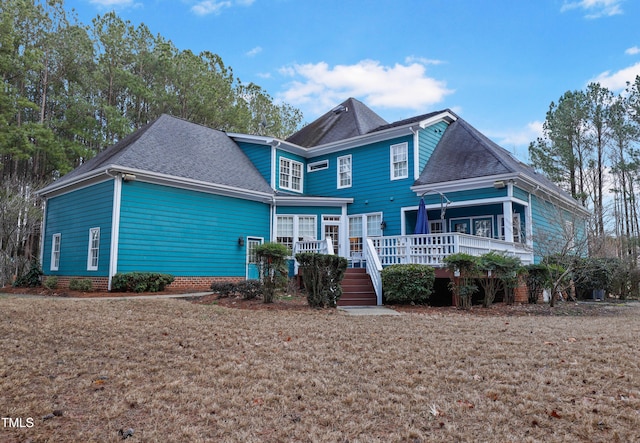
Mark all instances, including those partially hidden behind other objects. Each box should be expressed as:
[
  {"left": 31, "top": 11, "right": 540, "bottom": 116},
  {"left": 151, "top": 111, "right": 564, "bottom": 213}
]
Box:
[{"left": 279, "top": 158, "right": 303, "bottom": 192}]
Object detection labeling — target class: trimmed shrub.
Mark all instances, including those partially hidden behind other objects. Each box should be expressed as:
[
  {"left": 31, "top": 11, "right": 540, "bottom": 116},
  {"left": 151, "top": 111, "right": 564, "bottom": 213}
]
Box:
[
  {"left": 210, "top": 282, "right": 236, "bottom": 298},
  {"left": 381, "top": 264, "right": 435, "bottom": 304},
  {"left": 444, "top": 253, "right": 479, "bottom": 310},
  {"left": 523, "top": 264, "right": 550, "bottom": 304},
  {"left": 236, "top": 280, "right": 262, "bottom": 300},
  {"left": 69, "top": 278, "right": 93, "bottom": 292},
  {"left": 255, "top": 242, "right": 289, "bottom": 303},
  {"left": 43, "top": 276, "right": 59, "bottom": 290},
  {"left": 295, "top": 252, "right": 348, "bottom": 308},
  {"left": 13, "top": 259, "right": 43, "bottom": 288},
  {"left": 111, "top": 272, "right": 174, "bottom": 293}
]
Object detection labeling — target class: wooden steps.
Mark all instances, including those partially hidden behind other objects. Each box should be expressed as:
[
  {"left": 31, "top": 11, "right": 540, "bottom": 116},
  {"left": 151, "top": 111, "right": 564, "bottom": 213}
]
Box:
[{"left": 338, "top": 268, "right": 377, "bottom": 306}]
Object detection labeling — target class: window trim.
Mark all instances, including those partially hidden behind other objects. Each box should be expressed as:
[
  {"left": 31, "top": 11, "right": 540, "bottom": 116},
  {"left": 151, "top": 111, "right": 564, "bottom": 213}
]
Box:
[
  {"left": 337, "top": 155, "right": 352, "bottom": 189},
  {"left": 87, "top": 227, "right": 100, "bottom": 271},
  {"left": 279, "top": 157, "right": 304, "bottom": 192},
  {"left": 307, "top": 160, "right": 329, "bottom": 172},
  {"left": 51, "top": 233, "right": 61, "bottom": 271},
  {"left": 390, "top": 142, "right": 409, "bottom": 180}
]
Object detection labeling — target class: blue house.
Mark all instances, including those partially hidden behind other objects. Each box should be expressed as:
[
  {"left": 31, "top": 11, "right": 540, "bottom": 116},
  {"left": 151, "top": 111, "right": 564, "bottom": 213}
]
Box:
[{"left": 38, "top": 98, "right": 588, "bottom": 304}]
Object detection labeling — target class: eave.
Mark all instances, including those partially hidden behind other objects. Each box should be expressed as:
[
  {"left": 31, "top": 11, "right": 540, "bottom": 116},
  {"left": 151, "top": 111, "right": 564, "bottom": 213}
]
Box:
[{"left": 38, "top": 165, "right": 275, "bottom": 204}]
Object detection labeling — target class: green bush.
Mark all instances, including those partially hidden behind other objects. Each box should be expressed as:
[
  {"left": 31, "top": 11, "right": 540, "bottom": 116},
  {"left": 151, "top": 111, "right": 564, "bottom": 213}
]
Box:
[
  {"left": 255, "top": 242, "right": 289, "bottom": 303},
  {"left": 236, "top": 280, "right": 262, "bottom": 300},
  {"left": 444, "top": 253, "right": 479, "bottom": 310},
  {"left": 295, "top": 252, "right": 348, "bottom": 308},
  {"left": 111, "top": 272, "right": 174, "bottom": 292},
  {"left": 13, "top": 259, "right": 43, "bottom": 288},
  {"left": 381, "top": 264, "right": 435, "bottom": 304},
  {"left": 210, "top": 280, "right": 263, "bottom": 300},
  {"left": 210, "top": 282, "right": 236, "bottom": 298},
  {"left": 43, "top": 276, "right": 59, "bottom": 290},
  {"left": 69, "top": 278, "right": 93, "bottom": 292},
  {"left": 523, "top": 264, "right": 550, "bottom": 304}
]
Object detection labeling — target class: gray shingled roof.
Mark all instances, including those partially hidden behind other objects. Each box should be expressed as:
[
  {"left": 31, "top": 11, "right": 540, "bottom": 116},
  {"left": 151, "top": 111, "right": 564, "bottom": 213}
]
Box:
[
  {"left": 47, "top": 114, "right": 273, "bottom": 194},
  {"left": 415, "top": 118, "right": 571, "bottom": 197},
  {"left": 286, "top": 97, "right": 388, "bottom": 147}
]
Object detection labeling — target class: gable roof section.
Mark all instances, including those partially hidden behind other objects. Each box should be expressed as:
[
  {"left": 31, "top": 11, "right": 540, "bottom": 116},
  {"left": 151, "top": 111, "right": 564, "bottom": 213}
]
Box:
[
  {"left": 41, "top": 114, "right": 273, "bottom": 196},
  {"left": 415, "top": 118, "right": 576, "bottom": 202},
  {"left": 286, "top": 97, "right": 388, "bottom": 148}
]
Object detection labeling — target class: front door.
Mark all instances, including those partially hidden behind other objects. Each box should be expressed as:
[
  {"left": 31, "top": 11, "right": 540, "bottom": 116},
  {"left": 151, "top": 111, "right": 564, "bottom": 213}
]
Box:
[{"left": 246, "top": 237, "right": 263, "bottom": 280}]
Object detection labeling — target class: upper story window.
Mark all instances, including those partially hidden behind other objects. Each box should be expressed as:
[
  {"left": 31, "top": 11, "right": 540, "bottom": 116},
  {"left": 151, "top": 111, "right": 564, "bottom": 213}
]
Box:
[
  {"left": 338, "top": 155, "right": 352, "bottom": 189},
  {"left": 307, "top": 160, "right": 329, "bottom": 172},
  {"left": 279, "top": 158, "right": 303, "bottom": 192},
  {"left": 87, "top": 227, "right": 100, "bottom": 271},
  {"left": 390, "top": 142, "right": 408, "bottom": 180},
  {"left": 51, "top": 233, "right": 61, "bottom": 271}
]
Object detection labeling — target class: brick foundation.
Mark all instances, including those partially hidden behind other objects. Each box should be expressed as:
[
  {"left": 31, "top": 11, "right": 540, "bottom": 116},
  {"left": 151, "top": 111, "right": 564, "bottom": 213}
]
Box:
[
  {"left": 50, "top": 275, "right": 242, "bottom": 292},
  {"left": 167, "top": 276, "right": 244, "bottom": 292},
  {"left": 514, "top": 276, "right": 528, "bottom": 303}
]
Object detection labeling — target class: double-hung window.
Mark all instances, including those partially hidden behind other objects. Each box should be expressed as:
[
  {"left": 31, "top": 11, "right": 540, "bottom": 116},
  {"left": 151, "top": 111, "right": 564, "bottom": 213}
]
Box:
[
  {"left": 87, "top": 227, "right": 100, "bottom": 271},
  {"left": 279, "top": 158, "right": 303, "bottom": 192},
  {"left": 338, "top": 155, "right": 352, "bottom": 188},
  {"left": 51, "top": 234, "right": 61, "bottom": 271},
  {"left": 276, "top": 215, "right": 317, "bottom": 253},
  {"left": 390, "top": 142, "right": 408, "bottom": 180}
]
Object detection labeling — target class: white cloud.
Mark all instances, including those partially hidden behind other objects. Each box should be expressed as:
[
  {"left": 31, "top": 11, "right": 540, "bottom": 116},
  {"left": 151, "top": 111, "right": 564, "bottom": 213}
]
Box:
[
  {"left": 246, "top": 46, "right": 262, "bottom": 57},
  {"left": 489, "top": 121, "right": 544, "bottom": 158},
  {"left": 589, "top": 62, "right": 640, "bottom": 90},
  {"left": 191, "top": 0, "right": 253, "bottom": 16},
  {"left": 405, "top": 56, "right": 445, "bottom": 66},
  {"left": 278, "top": 59, "right": 454, "bottom": 117},
  {"left": 625, "top": 46, "right": 640, "bottom": 55},
  {"left": 561, "top": 0, "right": 624, "bottom": 18}
]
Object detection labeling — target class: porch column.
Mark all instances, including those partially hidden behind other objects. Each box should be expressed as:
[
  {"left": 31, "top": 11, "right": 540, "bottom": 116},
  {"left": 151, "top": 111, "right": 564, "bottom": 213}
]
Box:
[{"left": 503, "top": 201, "right": 514, "bottom": 243}]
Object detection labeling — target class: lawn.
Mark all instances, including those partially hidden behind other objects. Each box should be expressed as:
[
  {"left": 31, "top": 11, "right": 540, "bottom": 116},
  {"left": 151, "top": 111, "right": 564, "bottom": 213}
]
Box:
[{"left": 1, "top": 296, "right": 639, "bottom": 442}]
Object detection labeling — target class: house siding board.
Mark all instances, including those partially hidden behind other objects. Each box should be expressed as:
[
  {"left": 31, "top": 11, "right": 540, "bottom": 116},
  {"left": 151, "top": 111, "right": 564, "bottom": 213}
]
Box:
[
  {"left": 418, "top": 121, "right": 448, "bottom": 172},
  {"left": 42, "top": 180, "right": 114, "bottom": 276},
  {"left": 237, "top": 142, "right": 272, "bottom": 185},
  {"left": 513, "top": 186, "right": 529, "bottom": 202},
  {"left": 118, "top": 181, "right": 269, "bottom": 276},
  {"left": 307, "top": 135, "right": 416, "bottom": 235}
]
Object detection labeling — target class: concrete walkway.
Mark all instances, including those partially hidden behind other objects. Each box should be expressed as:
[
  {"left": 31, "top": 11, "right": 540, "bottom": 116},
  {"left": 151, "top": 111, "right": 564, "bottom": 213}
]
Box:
[{"left": 338, "top": 305, "right": 401, "bottom": 316}]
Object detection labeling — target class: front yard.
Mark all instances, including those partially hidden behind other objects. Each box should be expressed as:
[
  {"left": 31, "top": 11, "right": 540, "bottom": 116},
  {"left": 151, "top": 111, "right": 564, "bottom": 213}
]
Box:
[{"left": 1, "top": 295, "right": 639, "bottom": 442}]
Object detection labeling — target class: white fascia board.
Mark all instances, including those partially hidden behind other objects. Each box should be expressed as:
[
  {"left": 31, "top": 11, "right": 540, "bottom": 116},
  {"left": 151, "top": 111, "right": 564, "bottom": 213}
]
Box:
[
  {"left": 416, "top": 111, "right": 457, "bottom": 129},
  {"left": 274, "top": 195, "right": 353, "bottom": 207},
  {"left": 513, "top": 173, "right": 591, "bottom": 216},
  {"left": 227, "top": 133, "right": 309, "bottom": 157},
  {"left": 40, "top": 165, "right": 274, "bottom": 203},
  {"left": 411, "top": 173, "right": 519, "bottom": 195}
]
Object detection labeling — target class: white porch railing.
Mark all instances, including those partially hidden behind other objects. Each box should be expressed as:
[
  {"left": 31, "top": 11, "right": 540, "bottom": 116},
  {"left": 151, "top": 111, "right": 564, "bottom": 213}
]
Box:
[
  {"left": 369, "top": 233, "right": 533, "bottom": 267},
  {"left": 365, "top": 238, "right": 383, "bottom": 305},
  {"left": 292, "top": 237, "right": 334, "bottom": 274}
]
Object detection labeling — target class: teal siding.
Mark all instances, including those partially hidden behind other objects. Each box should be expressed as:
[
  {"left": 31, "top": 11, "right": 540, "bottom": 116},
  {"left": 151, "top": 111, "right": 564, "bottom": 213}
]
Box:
[
  {"left": 237, "top": 142, "right": 272, "bottom": 186},
  {"left": 513, "top": 186, "right": 529, "bottom": 202},
  {"left": 530, "top": 194, "right": 587, "bottom": 263},
  {"left": 306, "top": 135, "right": 416, "bottom": 235},
  {"left": 418, "top": 121, "right": 448, "bottom": 172},
  {"left": 43, "top": 180, "right": 114, "bottom": 276},
  {"left": 118, "top": 181, "right": 270, "bottom": 276}
]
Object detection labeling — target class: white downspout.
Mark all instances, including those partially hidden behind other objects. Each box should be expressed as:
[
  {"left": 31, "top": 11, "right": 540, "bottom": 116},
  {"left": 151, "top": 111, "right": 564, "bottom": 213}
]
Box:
[{"left": 107, "top": 170, "right": 122, "bottom": 291}]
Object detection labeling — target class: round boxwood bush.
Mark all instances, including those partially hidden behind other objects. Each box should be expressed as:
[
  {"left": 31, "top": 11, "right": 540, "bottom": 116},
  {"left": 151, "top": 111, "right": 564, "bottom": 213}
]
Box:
[{"left": 382, "top": 264, "right": 435, "bottom": 304}]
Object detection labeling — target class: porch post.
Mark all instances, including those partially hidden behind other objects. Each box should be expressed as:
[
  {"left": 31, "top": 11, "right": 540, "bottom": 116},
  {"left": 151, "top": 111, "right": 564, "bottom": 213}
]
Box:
[{"left": 503, "top": 201, "right": 514, "bottom": 243}]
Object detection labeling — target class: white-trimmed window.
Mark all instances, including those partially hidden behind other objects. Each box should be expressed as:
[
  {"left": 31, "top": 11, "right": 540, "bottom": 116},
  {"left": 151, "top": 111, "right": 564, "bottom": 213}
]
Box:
[
  {"left": 87, "top": 227, "right": 100, "bottom": 271},
  {"left": 51, "top": 233, "right": 61, "bottom": 271},
  {"left": 337, "top": 155, "right": 352, "bottom": 188},
  {"left": 276, "top": 215, "right": 317, "bottom": 252},
  {"left": 307, "top": 160, "right": 329, "bottom": 172},
  {"left": 279, "top": 158, "right": 303, "bottom": 192},
  {"left": 390, "top": 142, "right": 408, "bottom": 180}
]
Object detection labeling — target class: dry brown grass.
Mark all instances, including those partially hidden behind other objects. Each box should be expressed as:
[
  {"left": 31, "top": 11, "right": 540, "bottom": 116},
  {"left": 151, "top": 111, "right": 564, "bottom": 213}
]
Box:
[{"left": 1, "top": 296, "right": 639, "bottom": 443}]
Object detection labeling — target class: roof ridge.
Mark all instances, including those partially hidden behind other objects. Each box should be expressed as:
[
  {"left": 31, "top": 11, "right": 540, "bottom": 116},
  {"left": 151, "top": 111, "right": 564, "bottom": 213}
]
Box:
[{"left": 456, "top": 119, "right": 516, "bottom": 173}]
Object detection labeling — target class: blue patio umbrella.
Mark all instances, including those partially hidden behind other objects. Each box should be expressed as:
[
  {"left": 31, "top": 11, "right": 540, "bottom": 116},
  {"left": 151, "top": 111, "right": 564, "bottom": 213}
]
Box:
[{"left": 414, "top": 197, "right": 430, "bottom": 234}]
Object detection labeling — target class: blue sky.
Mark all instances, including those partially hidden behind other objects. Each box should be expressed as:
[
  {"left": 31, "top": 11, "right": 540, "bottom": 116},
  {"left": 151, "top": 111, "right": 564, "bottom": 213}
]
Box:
[{"left": 65, "top": 0, "right": 640, "bottom": 160}]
